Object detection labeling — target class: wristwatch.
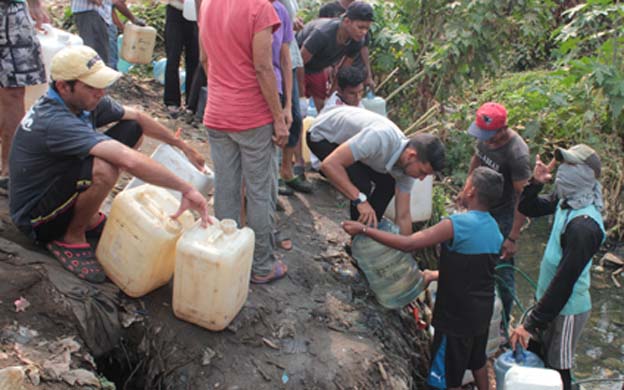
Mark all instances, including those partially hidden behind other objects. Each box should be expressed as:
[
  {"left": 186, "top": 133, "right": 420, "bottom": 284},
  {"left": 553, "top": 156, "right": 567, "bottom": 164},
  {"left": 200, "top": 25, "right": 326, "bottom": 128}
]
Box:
[{"left": 351, "top": 192, "right": 367, "bottom": 207}]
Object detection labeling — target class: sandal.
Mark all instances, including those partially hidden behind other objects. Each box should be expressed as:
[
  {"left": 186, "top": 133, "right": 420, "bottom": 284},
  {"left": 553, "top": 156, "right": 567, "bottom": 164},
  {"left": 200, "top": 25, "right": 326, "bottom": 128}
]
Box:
[
  {"left": 274, "top": 230, "right": 292, "bottom": 251},
  {"left": 86, "top": 212, "right": 107, "bottom": 239},
  {"left": 285, "top": 175, "right": 313, "bottom": 194},
  {"left": 293, "top": 165, "right": 306, "bottom": 180},
  {"left": 250, "top": 260, "right": 288, "bottom": 284},
  {"left": 46, "top": 241, "right": 106, "bottom": 283},
  {"left": 278, "top": 179, "right": 294, "bottom": 196}
]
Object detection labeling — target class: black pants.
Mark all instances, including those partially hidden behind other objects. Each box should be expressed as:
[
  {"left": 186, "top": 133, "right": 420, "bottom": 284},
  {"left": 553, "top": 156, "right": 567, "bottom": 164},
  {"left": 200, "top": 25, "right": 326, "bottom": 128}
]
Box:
[
  {"left": 187, "top": 65, "right": 206, "bottom": 114},
  {"left": 164, "top": 5, "right": 199, "bottom": 107},
  {"left": 307, "top": 132, "right": 395, "bottom": 221},
  {"left": 28, "top": 121, "right": 143, "bottom": 243}
]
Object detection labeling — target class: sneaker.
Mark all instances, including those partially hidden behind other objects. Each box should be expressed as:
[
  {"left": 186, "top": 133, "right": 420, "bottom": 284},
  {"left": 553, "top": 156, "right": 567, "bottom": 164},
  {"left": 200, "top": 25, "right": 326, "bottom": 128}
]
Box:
[{"left": 166, "top": 105, "right": 181, "bottom": 119}]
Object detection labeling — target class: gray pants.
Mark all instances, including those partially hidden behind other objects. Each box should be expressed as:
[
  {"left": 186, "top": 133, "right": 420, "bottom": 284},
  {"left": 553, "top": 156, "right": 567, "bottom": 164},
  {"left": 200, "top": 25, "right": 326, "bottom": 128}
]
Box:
[
  {"left": 74, "top": 11, "right": 109, "bottom": 64},
  {"left": 207, "top": 124, "right": 276, "bottom": 276}
]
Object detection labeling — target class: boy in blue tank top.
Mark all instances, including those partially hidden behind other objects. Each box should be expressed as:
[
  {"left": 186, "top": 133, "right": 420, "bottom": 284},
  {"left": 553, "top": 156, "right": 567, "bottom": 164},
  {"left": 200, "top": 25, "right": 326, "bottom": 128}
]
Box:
[{"left": 342, "top": 166, "right": 504, "bottom": 390}]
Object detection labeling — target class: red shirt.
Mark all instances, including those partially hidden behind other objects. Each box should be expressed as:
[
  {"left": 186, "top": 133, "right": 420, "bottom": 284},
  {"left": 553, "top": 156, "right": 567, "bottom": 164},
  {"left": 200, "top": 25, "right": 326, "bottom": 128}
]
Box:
[{"left": 199, "top": 0, "right": 280, "bottom": 131}]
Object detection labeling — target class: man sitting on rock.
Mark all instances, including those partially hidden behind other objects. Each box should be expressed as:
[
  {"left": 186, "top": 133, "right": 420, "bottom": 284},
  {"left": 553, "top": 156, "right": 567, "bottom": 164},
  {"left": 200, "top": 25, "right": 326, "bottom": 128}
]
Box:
[
  {"left": 9, "top": 45, "right": 210, "bottom": 283},
  {"left": 307, "top": 106, "right": 445, "bottom": 235},
  {"left": 510, "top": 145, "right": 605, "bottom": 390}
]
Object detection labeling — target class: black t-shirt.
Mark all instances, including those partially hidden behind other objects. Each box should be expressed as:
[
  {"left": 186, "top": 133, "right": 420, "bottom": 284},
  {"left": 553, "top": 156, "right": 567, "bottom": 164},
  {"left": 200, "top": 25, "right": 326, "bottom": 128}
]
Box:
[
  {"left": 474, "top": 131, "right": 531, "bottom": 216},
  {"left": 296, "top": 18, "right": 363, "bottom": 74},
  {"left": 319, "top": 1, "right": 345, "bottom": 18},
  {"left": 9, "top": 91, "right": 124, "bottom": 231}
]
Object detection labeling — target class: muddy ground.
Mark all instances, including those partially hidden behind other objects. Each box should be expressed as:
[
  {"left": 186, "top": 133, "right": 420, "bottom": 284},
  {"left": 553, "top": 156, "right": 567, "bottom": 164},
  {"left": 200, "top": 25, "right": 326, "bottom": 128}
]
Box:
[{"left": 0, "top": 76, "right": 434, "bottom": 389}]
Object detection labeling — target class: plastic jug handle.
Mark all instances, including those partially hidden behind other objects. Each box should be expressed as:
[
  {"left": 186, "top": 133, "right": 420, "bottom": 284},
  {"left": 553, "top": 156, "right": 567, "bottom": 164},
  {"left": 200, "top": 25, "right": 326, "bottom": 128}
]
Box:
[
  {"left": 137, "top": 192, "right": 183, "bottom": 233},
  {"left": 513, "top": 344, "right": 527, "bottom": 364}
]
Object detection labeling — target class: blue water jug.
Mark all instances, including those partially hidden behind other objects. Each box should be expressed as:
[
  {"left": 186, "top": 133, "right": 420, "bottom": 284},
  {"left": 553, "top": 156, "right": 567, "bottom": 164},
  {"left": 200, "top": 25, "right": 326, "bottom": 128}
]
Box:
[
  {"left": 494, "top": 346, "right": 544, "bottom": 390},
  {"left": 362, "top": 91, "right": 387, "bottom": 117},
  {"left": 351, "top": 219, "right": 425, "bottom": 309},
  {"left": 117, "top": 35, "right": 133, "bottom": 74}
]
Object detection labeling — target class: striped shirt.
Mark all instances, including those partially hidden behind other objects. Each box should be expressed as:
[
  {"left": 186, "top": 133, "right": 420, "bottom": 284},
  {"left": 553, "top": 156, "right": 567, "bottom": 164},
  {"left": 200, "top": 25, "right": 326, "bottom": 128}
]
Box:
[{"left": 71, "top": 0, "right": 113, "bottom": 25}]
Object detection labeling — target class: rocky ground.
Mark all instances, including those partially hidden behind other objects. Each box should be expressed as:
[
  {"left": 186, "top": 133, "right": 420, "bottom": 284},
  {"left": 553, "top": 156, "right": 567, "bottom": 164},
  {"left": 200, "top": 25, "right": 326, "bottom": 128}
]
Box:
[{"left": 0, "top": 76, "right": 434, "bottom": 389}]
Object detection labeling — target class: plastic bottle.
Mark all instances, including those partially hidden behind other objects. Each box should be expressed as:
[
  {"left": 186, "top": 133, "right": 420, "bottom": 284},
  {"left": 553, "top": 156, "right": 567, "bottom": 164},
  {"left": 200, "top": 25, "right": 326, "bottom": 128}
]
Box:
[
  {"left": 24, "top": 24, "right": 83, "bottom": 109},
  {"left": 96, "top": 185, "right": 195, "bottom": 297},
  {"left": 351, "top": 219, "right": 425, "bottom": 309},
  {"left": 116, "top": 35, "right": 133, "bottom": 74},
  {"left": 173, "top": 218, "right": 255, "bottom": 331},
  {"left": 494, "top": 346, "right": 544, "bottom": 390},
  {"left": 125, "top": 143, "right": 214, "bottom": 201},
  {"left": 384, "top": 175, "right": 433, "bottom": 222},
  {"left": 120, "top": 22, "right": 157, "bottom": 64},
  {"left": 361, "top": 91, "right": 387, "bottom": 117},
  {"left": 307, "top": 99, "right": 318, "bottom": 117}
]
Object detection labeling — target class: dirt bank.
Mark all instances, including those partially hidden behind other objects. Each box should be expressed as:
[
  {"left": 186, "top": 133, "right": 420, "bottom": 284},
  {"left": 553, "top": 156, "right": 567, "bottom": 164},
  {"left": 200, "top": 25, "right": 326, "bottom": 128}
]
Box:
[{"left": 0, "top": 76, "right": 431, "bottom": 389}]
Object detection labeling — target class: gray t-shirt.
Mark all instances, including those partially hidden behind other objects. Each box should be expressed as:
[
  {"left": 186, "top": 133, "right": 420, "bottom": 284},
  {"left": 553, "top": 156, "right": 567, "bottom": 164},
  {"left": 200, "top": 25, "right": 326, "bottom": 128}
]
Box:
[
  {"left": 474, "top": 131, "right": 531, "bottom": 216},
  {"left": 9, "top": 90, "right": 124, "bottom": 231},
  {"left": 296, "top": 19, "right": 363, "bottom": 74},
  {"left": 309, "top": 106, "right": 415, "bottom": 192}
]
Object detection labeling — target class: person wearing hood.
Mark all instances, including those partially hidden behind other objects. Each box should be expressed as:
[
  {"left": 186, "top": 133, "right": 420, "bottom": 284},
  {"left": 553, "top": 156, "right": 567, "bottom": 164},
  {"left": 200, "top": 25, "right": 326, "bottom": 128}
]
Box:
[{"left": 510, "top": 144, "right": 605, "bottom": 390}]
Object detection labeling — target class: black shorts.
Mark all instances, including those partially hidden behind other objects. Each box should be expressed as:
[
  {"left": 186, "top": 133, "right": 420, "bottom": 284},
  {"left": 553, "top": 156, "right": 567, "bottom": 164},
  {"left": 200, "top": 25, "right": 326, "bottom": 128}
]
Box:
[
  {"left": 427, "top": 330, "right": 488, "bottom": 389},
  {"left": 28, "top": 120, "right": 143, "bottom": 243}
]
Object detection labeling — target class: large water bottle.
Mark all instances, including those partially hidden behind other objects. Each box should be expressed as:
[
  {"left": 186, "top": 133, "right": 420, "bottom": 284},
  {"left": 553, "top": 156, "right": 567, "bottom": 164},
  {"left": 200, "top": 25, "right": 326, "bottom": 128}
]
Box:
[
  {"left": 494, "top": 346, "right": 544, "bottom": 390},
  {"left": 361, "top": 91, "right": 387, "bottom": 117},
  {"left": 504, "top": 365, "right": 563, "bottom": 390},
  {"left": 351, "top": 219, "right": 425, "bottom": 309}
]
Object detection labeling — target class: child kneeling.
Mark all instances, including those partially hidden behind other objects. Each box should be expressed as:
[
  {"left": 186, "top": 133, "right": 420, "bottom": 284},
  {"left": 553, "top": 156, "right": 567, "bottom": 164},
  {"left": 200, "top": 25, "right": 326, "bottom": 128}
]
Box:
[{"left": 342, "top": 167, "right": 504, "bottom": 390}]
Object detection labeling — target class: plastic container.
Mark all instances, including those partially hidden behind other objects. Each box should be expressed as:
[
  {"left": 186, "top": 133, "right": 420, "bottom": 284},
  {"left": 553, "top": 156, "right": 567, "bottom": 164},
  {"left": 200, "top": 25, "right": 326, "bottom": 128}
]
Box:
[
  {"left": 117, "top": 35, "right": 133, "bottom": 74},
  {"left": 494, "top": 347, "right": 544, "bottom": 390},
  {"left": 384, "top": 175, "right": 433, "bottom": 222},
  {"left": 125, "top": 143, "right": 214, "bottom": 201},
  {"left": 362, "top": 91, "right": 387, "bottom": 117},
  {"left": 307, "top": 99, "right": 318, "bottom": 117},
  {"left": 173, "top": 218, "right": 255, "bottom": 331},
  {"left": 183, "top": 0, "right": 197, "bottom": 21},
  {"left": 24, "top": 24, "right": 83, "bottom": 109},
  {"left": 120, "top": 22, "right": 157, "bottom": 64},
  {"left": 504, "top": 366, "right": 563, "bottom": 390},
  {"left": 153, "top": 58, "right": 167, "bottom": 84},
  {"left": 351, "top": 219, "right": 425, "bottom": 309},
  {"left": 96, "top": 184, "right": 195, "bottom": 297}
]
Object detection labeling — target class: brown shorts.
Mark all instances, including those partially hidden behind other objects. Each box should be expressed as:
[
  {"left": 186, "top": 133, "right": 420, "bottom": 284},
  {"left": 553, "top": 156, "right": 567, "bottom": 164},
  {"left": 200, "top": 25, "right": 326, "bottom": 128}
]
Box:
[{"left": 0, "top": 1, "right": 46, "bottom": 88}]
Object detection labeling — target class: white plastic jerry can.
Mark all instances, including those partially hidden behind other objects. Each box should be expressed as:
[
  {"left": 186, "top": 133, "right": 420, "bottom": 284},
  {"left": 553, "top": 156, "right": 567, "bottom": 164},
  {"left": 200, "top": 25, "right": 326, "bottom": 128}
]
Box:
[
  {"left": 504, "top": 365, "right": 563, "bottom": 390},
  {"left": 125, "top": 143, "right": 214, "bottom": 201},
  {"left": 173, "top": 218, "right": 255, "bottom": 331},
  {"left": 384, "top": 175, "right": 433, "bottom": 223},
  {"left": 120, "top": 22, "right": 157, "bottom": 64},
  {"left": 96, "top": 184, "right": 195, "bottom": 297},
  {"left": 24, "top": 24, "right": 83, "bottom": 109}
]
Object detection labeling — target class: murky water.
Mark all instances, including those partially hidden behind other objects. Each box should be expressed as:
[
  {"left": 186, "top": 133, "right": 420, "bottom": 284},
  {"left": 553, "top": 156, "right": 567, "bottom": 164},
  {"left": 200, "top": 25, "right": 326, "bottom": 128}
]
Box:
[{"left": 513, "top": 217, "right": 624, "bottom": 389}]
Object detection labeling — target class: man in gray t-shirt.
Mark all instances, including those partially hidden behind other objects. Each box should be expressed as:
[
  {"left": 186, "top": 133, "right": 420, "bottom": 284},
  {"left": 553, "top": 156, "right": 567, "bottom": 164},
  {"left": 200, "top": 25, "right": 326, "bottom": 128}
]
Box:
[
  {"left": 308, "top": 106, "right": 445, "bottom": 235},
  {"left": 9, "top": 45, "right": 210, "bottom": 283},
  {"left": 467, "top": 102, "right": 531, "bottom": 325}
]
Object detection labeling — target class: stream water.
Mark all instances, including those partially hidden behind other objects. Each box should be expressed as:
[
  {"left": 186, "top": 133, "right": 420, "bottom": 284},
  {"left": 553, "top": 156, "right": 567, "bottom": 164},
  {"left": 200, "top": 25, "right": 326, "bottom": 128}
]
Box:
[{"left": 513, "top": 216, "right": 624, "bottom": 389}]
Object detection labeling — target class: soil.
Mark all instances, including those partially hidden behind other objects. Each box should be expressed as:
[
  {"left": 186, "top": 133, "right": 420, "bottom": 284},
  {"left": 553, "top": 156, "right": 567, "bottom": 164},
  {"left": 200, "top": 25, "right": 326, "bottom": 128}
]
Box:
[{"left": 0, "top": 76, "right": 433, "bottom": 389}]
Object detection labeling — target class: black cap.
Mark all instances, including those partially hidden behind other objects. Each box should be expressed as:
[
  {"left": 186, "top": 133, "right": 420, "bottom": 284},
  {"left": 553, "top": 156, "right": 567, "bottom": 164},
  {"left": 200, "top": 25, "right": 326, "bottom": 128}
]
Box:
[{"left": 345, "top": 1, "right": 374, "bottom": 22}]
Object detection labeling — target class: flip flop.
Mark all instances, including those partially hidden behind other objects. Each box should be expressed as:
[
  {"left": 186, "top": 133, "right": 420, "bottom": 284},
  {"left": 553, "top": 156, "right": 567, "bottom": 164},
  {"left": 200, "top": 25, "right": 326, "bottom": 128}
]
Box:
[
  {"left": 285, "top": 175, "right": 313, "bottom": 194},
  {"left": 46, "top": 240, "right": 106, "bottom": 283},
  {"left": 86, "top": 212, "right": 107, "bottom": 239},
  {"left": 250, "top": 260, "right": 288, "bottom": 284},
  {"left": 274, "top": 230, "right": 292, "bottom": 251}
]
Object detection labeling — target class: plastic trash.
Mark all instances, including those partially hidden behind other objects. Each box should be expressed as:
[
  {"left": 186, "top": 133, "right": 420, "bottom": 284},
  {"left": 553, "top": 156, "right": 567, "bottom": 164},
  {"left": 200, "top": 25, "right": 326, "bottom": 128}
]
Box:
[{"left": 117, "top": 35, "right": 133, "bottom": 74}]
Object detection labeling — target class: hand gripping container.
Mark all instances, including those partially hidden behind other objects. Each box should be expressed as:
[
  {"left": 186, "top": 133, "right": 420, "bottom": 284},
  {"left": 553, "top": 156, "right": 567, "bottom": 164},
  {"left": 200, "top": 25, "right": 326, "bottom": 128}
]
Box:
[
  {"left": 173, "top": 219, "right": 255, "bottom": 331},
  {"left": 494, "top": 346, "right": 544, "bottom": 390},
  {"left": 351, "top": 219, "right": 425, "bottom": 309},
  {"left": 120, "top": 22, "right": 157, "bottom": 64},
  {"left": 125, "top": 143, "right": 214, "bottom": 201},
  {"left": 96, "top": 184, "right": 195, "bottom": 297}
]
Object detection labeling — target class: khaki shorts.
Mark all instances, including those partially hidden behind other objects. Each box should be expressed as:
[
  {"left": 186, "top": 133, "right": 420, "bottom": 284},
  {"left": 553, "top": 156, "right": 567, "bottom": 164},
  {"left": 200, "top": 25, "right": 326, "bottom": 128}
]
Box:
[{"left": 0, "top": 1, "right": 46, "bottom": 88}]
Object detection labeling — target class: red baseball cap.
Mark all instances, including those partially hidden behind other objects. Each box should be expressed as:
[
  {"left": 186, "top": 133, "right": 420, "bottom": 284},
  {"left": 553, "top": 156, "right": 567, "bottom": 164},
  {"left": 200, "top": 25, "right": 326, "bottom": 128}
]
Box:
[{"left": 467, "top": 102, "right": 508, "bottom": 141}]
